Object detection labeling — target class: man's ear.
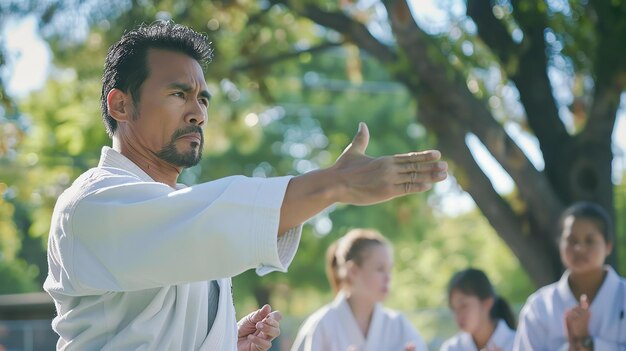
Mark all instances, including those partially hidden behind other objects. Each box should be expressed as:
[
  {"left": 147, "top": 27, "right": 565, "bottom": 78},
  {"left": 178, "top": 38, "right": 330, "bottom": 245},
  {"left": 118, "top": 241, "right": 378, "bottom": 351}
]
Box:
[{"left": 107, "top": 88, "right": 132, "bottom": 122}]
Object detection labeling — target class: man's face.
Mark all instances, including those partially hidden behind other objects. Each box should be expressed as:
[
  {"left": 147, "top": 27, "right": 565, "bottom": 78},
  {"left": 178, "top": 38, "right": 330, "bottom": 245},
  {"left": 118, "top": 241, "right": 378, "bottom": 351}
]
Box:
[{"left": 128, "top": 48, "right": 210, "bottom": 168}]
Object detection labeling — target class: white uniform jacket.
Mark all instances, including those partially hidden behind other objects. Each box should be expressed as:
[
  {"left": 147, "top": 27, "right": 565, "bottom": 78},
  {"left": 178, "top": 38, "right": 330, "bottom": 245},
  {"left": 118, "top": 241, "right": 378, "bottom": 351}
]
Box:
[
  {"left": 439, "top": 319, "right": 515, "bottom": 351},
  {"left": 44, "top": 147, "right": 302, "bottom": 350},
  {"left": 514, "top": 266, "right": 626, "bottom": 351},
  {"left": 290, "top": 291, "right": 428, "bottom": 351}
]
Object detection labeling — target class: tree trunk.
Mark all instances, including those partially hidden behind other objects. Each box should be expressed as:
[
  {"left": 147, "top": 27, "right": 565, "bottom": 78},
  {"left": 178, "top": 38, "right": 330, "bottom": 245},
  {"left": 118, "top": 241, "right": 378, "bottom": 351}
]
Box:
[{"left": 283, "top": 0, "right": 624, "bottom": 287}]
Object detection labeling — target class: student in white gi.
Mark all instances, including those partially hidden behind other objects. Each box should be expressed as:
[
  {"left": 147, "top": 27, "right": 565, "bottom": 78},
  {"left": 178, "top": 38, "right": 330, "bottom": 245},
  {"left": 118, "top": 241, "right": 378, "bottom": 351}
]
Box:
[
  {"left": 43, "top": 21, "right": 449, "bottom": 351},
  {"left": 440, "top": 268, "right": 516, "bottom": 351},
  {"left": 514, "top": 202, "right": 626, "bottom": 351},
  {"left": 291, "top": 229, "right": 429, "bottom": 351}
]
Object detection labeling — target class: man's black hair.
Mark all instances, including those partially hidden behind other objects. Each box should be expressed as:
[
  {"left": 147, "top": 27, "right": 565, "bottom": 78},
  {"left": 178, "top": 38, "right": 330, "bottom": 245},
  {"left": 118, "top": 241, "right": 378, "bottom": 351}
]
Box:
[{"left": 100, "top": 21, "right": 213, "bottom": 137}]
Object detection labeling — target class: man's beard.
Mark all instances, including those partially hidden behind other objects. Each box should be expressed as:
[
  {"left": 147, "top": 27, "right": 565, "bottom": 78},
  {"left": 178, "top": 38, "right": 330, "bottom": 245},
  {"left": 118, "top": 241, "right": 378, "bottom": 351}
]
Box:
[{"left": 155, "top": 125, "right": 204, "bottom": 168}]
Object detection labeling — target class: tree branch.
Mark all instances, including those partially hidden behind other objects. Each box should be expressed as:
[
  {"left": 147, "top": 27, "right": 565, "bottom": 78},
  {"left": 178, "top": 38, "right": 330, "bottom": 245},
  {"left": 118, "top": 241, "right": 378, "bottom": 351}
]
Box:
[
  {"left": 384, "top": 0, "right": 563, "bottom": 236},
  {"left": 273, "top": 0, "right": 397, "bottom": 63},
  {"left": 466, "top": 0, "right": 518, "bottom": 68},
  {"left": 582, "top": 80, "right": 622, "bottom": 144},
  {"left": 509, "top": 0, "right": 570, "bottom": 174},
  {"left": 245, "top": 4, "right": 274, "bottom": 26},
  {"left": 231, "top": 41, "right": 344, "bottom": 72},
  {"left": 573, "top": 13, "right": 623, "bottom": 228},
  {"left": 419, "top": 102, "right": 562, "bottom": 287},
  {"left": 582, "top": 0, "right": 626, "bottom": 143}
]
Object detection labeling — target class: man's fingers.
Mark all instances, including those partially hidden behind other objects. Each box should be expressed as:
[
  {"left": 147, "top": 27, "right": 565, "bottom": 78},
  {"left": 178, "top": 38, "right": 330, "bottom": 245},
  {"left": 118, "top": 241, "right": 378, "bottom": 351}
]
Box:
[
  {"left": 262, "top": 312, "right": 282, "bottom": 326},
  {"left": 255, "top": 323, "right": 280, "bottom": 340},
  {"left": 247, "top": 334, "right": 272, "bottom": 351},
  {"left": 265, "top": 310, "right": 282, "bottom": 322},
  {"left": 256, "top": 319, "right": 278, "bottom": 333},
  {"left": 255, "top": 311, "right": 281, "bottom": 340},
  {"left": 396, "top": 160, "right": 448, "bottom": 174},
  {"left": 395, "top": 150, "right": 442, "bottom": 163},
  {"left": 249, "top": 304, "right": 271, "bottom": 323},
  {"left": 395, "top": 170, "right": 448, "bottom": 184},
  {"left": 400, "top": 182, "right": 433, "bottom": 194},
  {"left": 344, "top": 122, "right": 370, "bottom": 155}
]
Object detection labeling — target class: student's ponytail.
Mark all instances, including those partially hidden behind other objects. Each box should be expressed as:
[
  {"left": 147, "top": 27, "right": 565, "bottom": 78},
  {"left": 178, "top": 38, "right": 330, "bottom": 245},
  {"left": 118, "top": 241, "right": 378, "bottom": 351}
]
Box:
[
  {"left": 325, "top": 241, "right": 341, "bottom": 296},
  {"left": 491, "top": 295, "right": 517, "bottom": 329}
]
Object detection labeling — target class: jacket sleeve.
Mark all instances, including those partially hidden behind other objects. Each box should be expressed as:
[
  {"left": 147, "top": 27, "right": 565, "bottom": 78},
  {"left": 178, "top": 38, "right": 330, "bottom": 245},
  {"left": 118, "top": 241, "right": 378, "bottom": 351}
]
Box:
[{"left": 54, "top": 174, "right": 302, "bottom": 293}]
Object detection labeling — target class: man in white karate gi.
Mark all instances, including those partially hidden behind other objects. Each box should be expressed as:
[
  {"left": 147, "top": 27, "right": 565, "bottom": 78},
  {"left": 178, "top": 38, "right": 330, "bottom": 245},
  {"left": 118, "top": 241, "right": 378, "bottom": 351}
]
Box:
[{"left": 43, "top": 21, "right": 448, "bottom": 351}]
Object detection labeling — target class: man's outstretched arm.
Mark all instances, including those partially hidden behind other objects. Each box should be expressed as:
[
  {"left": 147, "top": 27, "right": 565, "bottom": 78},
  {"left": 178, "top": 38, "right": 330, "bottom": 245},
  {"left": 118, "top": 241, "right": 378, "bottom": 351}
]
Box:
[{"left": 278, "top": 122, "right": 448, "bottom": 235}]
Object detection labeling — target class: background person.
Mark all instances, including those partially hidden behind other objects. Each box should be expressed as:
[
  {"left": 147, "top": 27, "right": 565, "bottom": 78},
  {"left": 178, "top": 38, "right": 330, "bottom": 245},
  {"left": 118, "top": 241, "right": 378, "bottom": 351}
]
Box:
[
  {"left": 514, "top": 202, "right": 626, "bottom": 351},
  {"left": 440, "top": 268, "right": 516, "bottom": 351},
  {"left": 291, "top": 228, "right": 428, "bottom": 351}
]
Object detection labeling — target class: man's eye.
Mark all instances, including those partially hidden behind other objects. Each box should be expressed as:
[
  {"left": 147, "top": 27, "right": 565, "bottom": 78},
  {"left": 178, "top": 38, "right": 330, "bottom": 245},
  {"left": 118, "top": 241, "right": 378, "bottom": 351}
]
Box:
[
  {"left": 199, "top": 98, "right": 209, "bottom": 107},
  {"left": 173, "top": 92, "right": 185, "bottom": 98}
]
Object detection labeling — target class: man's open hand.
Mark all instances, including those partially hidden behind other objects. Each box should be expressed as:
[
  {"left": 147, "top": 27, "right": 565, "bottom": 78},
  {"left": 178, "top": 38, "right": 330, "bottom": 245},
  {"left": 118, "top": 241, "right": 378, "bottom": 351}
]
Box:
[
  {"left": 331, "top": 122, "right": 448, "bottom": 205},
  {"left": 278, "top": 122, "right": 448, "bottom": 234}
]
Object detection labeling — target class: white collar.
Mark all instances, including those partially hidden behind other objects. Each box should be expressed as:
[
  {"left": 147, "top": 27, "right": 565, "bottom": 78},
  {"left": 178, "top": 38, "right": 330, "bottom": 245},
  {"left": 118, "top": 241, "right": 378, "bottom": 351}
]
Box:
[
  {"left": 490, "top": 319, "right": 514, "bottom": 346},
  {"left": 98, "top": 146, "right": 155, "bottom": 182},
  {"left": 556, "top": 265, "right": 620, "bottom": 306},
  {"left": 98, "top": 146, "right": 186, "bottom": 189},
  {"left": 457, "top": 319, "right": 513, "bottom": 350},
  {"left": 332, "top": 291, "right": 384, "bottom": 343}
]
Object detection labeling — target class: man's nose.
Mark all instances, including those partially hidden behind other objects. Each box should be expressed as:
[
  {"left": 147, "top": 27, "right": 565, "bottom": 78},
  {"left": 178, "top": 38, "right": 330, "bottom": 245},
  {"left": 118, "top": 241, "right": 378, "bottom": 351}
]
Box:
[{"left": 185, "top": 100, "right": 206, "bottom": 126}]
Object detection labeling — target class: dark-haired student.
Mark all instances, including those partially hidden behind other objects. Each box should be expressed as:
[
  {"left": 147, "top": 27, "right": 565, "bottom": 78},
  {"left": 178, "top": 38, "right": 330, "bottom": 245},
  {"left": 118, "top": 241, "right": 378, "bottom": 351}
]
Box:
[
  {"left": 514, "top": 202, "right": 626, "bottom": 351},
  {"left": 440, "top": 268, "right": 516, "bottom": 351}
]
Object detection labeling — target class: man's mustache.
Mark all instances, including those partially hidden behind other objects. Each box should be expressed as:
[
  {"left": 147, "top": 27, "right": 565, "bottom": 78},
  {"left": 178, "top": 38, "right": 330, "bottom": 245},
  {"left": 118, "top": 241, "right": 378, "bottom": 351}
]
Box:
[{"left": 172, "top": 125, "right": 203, "bottom": 142}]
